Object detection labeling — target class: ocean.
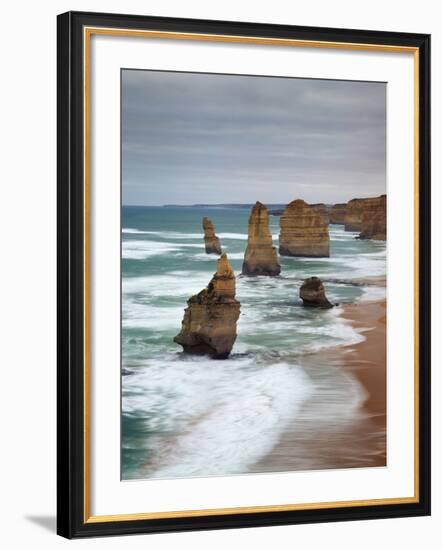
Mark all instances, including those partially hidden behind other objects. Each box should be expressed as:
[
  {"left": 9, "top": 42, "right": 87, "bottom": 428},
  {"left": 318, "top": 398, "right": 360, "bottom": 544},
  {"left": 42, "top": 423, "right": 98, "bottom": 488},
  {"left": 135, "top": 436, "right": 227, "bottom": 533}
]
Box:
[{"left": 121, "top": 205, "right": 387, "bottom": 480}]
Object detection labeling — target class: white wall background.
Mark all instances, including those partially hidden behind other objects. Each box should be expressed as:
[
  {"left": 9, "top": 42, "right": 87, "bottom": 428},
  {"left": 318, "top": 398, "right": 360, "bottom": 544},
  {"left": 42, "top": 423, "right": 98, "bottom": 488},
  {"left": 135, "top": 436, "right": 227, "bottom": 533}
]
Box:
[{"left": 0, "top": 0, "right": 439, "bottom": 548}]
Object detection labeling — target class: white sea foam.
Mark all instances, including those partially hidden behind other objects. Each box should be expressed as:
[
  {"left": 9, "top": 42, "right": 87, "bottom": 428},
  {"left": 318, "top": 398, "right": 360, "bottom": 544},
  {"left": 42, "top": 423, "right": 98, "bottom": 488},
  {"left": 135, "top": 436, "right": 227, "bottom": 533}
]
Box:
[
  {"left": 194, "top": 252, "right": 244, "bottom": 261},
  {"left": 217, "top": 232, "right": 247, "bottom": 240},
  {"left": 122, "top": 357, "right": 314, "bottom": 478},
  {"left": 122, "top": 240, "right": 178, "bottom": 260},
  {"left": 298, "top": 322, "right": 365, "bottom": 352},
  {"left": 357, "top": 285, "right": 387, "bottom": 303},
  {"left": 283, "top": 248, "right": 386, "bottom": 279},
  {"left": 122, "top": 240, "right": 204, "bottom": 259},
  {"left": 122, "top": 228, "right": 150, "bottom": 234},
  {"left": 361, "top": 249, "right": 386, "bottom": 258},
  {"left": 275, "top": 306, "right": 366, "bottom": 354},
  {"left": 123, "top": 302, "right": 185, "bottom": 330},
  {"left": 158, "top": 232, "right": 204, "bottom": 239},
  {"left": 192, "top": 253, "right": 220, "bottom": 261},
  {"left": 123, "top": 272, "right": 210, "bottom": 297},
  {"left": 340, "top": 251, "right": 386, "bottom": 278},
  {"left": 235, "top": 300, "right": 365, "bottom": 355},
  {"left": 330, "top": 236, "right": 358, "bottom": 242},
  {"left": 217, "top": 232, "right": 279, "bottom": 241},
  {"left": 124, "top": 229, "right": 205, "bottom": 239},
  {"left": 292, "top": 363, "right": 367, "bottom": 428}
]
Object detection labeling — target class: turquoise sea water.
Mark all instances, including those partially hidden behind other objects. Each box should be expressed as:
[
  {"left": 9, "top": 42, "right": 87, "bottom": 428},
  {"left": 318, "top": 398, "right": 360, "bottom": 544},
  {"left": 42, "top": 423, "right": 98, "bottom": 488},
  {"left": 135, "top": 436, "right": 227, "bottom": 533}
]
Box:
[{"left": 121, "top": 206, "right": 386, "bottom": 480}]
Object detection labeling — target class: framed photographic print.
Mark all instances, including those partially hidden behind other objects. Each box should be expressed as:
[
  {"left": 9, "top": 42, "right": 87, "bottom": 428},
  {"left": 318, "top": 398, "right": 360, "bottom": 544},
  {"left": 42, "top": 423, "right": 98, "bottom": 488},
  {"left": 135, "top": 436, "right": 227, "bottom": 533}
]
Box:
[{"left": 57, "top": 11, "right": 431, "bottom": 538}]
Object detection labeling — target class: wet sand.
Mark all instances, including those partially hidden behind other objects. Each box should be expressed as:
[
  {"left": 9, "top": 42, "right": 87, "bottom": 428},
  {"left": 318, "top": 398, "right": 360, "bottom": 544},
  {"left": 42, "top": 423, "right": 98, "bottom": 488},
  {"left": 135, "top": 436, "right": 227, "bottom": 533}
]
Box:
[
  {"left": 250, "top": 299, "right": 387, "bottom": 473},
  {"left": 342, "top": 300, "right": 386, "bottom": 425}
]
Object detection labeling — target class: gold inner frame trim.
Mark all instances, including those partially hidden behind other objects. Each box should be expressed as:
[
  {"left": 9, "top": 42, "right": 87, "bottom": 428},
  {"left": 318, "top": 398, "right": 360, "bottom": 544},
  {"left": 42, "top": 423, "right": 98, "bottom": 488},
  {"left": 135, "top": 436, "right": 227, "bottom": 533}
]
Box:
[{"left": 83, "top": 26, "right": 420, "bottom": 524}]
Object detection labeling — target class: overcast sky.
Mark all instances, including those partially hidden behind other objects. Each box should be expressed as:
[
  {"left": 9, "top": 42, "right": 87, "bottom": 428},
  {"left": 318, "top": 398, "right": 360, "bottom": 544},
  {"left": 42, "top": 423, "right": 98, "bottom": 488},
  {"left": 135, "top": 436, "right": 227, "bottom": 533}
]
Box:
[{"left": 122, "top": 69, "right": 386, "bottom": 206}]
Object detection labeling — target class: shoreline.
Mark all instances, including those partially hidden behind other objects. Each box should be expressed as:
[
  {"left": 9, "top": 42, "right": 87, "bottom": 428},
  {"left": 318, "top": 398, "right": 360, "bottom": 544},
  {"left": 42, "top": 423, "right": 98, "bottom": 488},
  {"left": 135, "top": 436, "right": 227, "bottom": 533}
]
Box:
[
  {"left": 341, "top": 300, "right": 386, "bottom": 426},
  {"left": 250, "top": 299, "right": 387, "bottom": 474}
]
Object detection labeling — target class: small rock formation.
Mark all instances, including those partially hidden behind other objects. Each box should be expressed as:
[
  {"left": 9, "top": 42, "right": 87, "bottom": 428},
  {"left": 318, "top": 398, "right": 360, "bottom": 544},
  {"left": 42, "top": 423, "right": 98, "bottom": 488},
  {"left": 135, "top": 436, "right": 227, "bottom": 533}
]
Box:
[
  {"left": 359, "top": 195, "right": 387, "bottom": 240},
  {"left": 279, "top": 199, "right": 330, "bottom": 257},
  {"left": 268, "top": 209, "right": 284, "bottom": 216},
  {"left": 242, "top": 202, "right": 281, "bottom": 276},
  {"left": 174, "top": 254, "right": 240, "bottom": 359},
  {"left": 299, "top": 277, "right": 333, "bottom": 309},
  {"left": 310, "top": 203, "right": 330, "bottom": 226},
  {"left": 202, "top": 217, "right": 222, "bottom": 254},
  {"left": 329, "top": 203, "right": 347, "bottom": 224}
]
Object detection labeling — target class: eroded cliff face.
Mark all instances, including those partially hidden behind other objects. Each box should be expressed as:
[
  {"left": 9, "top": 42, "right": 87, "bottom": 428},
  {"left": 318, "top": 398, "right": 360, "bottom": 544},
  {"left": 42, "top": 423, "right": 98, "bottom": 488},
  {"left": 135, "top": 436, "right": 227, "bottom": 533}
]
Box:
[
  {"left": 299, "top": 277, "right": 332, "bottom": 308},
  {"left": 359, "top": 195, "right": 387, "bottom": 241},
  {"left": 242, "top": 202, "right": 281, "bottom": 276},
  {"left": 202, "top": 217, "right": 222, "bottom": 254},
  {"left": 279, "top": 199, "right": 330, "bottom": 257},
  {"left": 344, "top": 198, "right": 371, "bottom": 232},
  {"left": 344, "top": 196, "right": 387, "bottom": 238},
  {"left": 310, "top": 203, "right": 330, "bottom": 226},
  {"left": 174, "top": 254, "right": 240, "bottom": 359},
  {"left": 329, "top": 203, "right": 347, "bottom": 224}
]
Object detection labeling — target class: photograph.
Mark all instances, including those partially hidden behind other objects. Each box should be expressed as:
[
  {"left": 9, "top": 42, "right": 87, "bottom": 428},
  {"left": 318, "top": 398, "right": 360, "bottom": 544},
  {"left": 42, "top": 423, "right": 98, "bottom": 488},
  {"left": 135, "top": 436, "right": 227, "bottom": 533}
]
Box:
[
  {"left": 121, "top": 69, "right": 388, "bottom": 481},
  {"left": 0, "top": 0, "right": 435, "bottom": 544}
]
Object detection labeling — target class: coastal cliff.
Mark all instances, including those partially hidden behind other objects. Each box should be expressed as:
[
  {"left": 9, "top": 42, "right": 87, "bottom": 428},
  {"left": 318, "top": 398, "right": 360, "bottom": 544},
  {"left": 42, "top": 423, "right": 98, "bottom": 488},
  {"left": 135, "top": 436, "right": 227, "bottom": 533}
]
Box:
[
  {"left": 174, "top": 254, "right": 240, "bottom": 358},
  {"left": 300, "top": 277, "right": 333, "bottom": 308},
  {"left": 344, "top": 198, "right": 368, "bottom": 231},
  {"left": 358, "top": 195, "right": 386, "bottom": 240},
  {"left": 279, "top": 199, "right": 330, "bottom": 257},
  {"left": 329, "top": 203, "right": 347, "bottom": 224},
  {"left": 344, "top": 196, "right": 387, "bottom": 239},
  {"left": 242, "top": 202, "right": 281, "bottom": 276},
  {"left": 202, "top": 217, "right": 222, "bottom": 254},
  {"left": 310, "top": 203, "right": 330, "bottom": 226}
]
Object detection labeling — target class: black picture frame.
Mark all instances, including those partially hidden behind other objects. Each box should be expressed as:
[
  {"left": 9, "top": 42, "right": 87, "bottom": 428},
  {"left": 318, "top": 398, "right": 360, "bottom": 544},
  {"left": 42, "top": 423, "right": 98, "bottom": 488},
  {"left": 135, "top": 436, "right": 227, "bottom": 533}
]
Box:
[{"left": 57, "top": 10, "right": 431, "bottom": 539}]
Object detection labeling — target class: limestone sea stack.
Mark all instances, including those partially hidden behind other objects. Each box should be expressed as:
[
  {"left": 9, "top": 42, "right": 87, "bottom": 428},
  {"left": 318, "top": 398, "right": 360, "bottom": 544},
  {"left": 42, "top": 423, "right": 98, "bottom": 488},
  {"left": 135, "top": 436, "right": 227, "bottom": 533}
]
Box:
[
  {"left": 202, "top": 217, "right": 222, "bottom": 254},
  {"left": 279, "top": 199, "right": 330, "bottom": 257},
  {"left": 299, "top": 277, "right": 333, "bottom": 309},
  {"left": 310, "top": 203, "right": 330, "bottom": 226},
  {"left": 174, "top": 254, "right": 240, "bottom": 359},
  {"left": 329, "top": 203, "right": 347, "bottom": 224},
  {"left": 242, "top": 202, "right": 281, "bottom": 276}
]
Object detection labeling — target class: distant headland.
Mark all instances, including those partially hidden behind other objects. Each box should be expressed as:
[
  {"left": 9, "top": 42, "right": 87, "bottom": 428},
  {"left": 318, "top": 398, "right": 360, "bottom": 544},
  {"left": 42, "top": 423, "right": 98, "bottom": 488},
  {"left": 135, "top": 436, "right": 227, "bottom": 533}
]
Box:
[{"left": 162, "top": 203, "right": 287, "bottom": 209}]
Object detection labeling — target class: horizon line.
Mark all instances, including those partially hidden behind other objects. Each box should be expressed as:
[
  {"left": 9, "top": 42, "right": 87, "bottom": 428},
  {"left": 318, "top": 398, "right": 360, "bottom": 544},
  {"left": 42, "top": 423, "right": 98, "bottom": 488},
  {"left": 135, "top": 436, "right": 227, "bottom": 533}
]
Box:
[{"left": 122, "top": 194, "right": 386, "bottom": 208}]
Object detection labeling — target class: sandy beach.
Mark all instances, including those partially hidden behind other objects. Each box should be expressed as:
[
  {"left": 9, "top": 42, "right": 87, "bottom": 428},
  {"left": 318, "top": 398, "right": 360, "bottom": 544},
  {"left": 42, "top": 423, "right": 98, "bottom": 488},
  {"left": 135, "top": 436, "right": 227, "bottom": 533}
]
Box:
[
  {"left": 342, "top": 300, "right": 386, "bottom": 425},
  {"left": 250, "top": 298, "right": 387, "bottom": 474}
]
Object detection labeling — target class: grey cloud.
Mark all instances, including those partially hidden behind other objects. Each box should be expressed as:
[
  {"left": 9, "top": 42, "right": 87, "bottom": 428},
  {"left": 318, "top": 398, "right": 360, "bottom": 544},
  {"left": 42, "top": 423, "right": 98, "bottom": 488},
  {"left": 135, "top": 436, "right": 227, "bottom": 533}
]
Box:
[{"left": 122, "top": 70, "right": 386, "bottom": 205}]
